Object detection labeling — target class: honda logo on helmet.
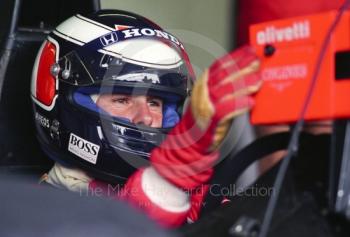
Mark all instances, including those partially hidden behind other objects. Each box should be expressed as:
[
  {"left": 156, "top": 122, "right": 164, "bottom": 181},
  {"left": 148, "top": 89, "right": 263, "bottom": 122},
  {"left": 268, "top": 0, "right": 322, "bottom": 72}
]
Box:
[
  {"left": 121, "top": 28, "right": 185, "bottom": 49},
  {"left": 100, "top": 32, "right": 119, "bottom": 46}
]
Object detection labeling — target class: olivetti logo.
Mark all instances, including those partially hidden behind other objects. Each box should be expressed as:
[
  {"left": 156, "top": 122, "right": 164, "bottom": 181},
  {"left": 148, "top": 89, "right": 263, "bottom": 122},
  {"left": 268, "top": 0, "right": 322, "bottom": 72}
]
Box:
[
  {"left": 100, "top": 32, "right": 118, "bottom": 46},
  {"left": 256, "top": 20, "right": 310, "bottom": 45},
  {"left": 68, "top": 133, "right": 100, "bottom": 164}
]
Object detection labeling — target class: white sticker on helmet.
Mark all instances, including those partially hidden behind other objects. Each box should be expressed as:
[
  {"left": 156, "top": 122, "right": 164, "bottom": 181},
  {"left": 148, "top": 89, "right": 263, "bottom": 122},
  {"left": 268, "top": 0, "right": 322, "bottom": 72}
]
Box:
[
  {"left": 68, "top": 133, "right": 100, "bottom": 164},
  {"left": 114, "top": 73, "right": 160, "bottom": 84}
]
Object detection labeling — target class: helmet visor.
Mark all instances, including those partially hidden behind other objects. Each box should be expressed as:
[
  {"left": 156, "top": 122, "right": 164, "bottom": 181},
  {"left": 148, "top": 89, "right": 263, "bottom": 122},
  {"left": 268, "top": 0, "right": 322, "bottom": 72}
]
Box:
[{"left": 54, "top": 49, "right": 191, "bottom": 98}]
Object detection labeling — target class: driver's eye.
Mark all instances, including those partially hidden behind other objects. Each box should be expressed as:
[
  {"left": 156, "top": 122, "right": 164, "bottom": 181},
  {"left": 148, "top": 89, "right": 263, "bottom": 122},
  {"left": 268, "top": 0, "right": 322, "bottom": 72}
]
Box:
[{"left": 112, "top": 96, "right": 130, "bottom": 105}]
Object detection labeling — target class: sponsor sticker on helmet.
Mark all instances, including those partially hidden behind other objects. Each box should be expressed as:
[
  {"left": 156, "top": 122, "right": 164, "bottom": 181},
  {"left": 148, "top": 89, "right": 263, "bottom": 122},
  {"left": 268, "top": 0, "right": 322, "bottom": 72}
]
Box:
[
  {"left": 113, "top": 73, "right": 160, "bottom": 84},
  {"left": 121, "top": 28, "right": 185, "bottom": 49},
  {"left": 100, "top": 32, "right": 119, "bottom": 46},
  {"left": 96, "top": 28, "right": 185, "bottom": 49},
  {"left": 68, "top": 133, "right": 100, "bottom": 164},
  {"left": 35, "top": 112, "right": 50, "bottom": 128}
]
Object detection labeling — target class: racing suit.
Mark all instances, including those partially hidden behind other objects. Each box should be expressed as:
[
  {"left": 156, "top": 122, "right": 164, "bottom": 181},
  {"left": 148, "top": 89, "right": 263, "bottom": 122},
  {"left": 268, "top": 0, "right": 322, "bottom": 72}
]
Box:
[{"left": 41, "top": 45, "right": 262, "bottom": 227}]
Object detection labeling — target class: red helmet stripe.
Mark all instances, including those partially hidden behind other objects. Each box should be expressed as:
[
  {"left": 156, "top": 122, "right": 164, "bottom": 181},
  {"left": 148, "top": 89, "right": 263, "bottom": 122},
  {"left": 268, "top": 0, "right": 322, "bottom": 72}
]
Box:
[{"left": 36, "top": 41, "right": 56, "bottom": 106}]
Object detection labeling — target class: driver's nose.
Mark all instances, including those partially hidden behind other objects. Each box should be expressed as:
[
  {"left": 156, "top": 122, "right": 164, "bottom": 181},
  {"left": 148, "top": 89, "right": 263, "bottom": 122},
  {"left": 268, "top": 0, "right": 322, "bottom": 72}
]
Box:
[{"left": 131, "top": 100, "right": 153, "bottom": 126}]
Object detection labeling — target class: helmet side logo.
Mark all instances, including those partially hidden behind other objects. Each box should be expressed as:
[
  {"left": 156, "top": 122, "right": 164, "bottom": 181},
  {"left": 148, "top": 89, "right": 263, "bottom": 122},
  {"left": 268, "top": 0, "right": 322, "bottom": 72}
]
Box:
[
  {"left": 68, "top": 133, "right": 100, "bottom": 164},
  {"left": 35, "top": 112, "right": 50, "bottom": 128},
  {"left": 100, "top": 32, "right": 119, "bottom": 46}
]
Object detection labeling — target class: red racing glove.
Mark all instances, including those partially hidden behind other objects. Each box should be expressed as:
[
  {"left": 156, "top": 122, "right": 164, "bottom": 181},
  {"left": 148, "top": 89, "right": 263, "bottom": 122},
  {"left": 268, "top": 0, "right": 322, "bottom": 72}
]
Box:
[{"left": 121, "top": 45, "right": 262, "bottom": 227}]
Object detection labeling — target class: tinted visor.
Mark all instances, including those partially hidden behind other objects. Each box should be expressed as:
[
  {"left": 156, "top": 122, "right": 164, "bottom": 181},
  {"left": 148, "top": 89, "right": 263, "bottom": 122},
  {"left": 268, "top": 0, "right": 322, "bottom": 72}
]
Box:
[{"left": 55, "top": 50, "right": 190, "bottom": 98}]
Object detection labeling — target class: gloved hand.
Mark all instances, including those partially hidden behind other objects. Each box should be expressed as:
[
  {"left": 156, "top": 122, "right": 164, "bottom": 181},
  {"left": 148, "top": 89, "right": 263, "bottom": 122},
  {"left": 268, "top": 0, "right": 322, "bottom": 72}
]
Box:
[{"left": 121, "top": 45, "right": 262, "bottom": 227}]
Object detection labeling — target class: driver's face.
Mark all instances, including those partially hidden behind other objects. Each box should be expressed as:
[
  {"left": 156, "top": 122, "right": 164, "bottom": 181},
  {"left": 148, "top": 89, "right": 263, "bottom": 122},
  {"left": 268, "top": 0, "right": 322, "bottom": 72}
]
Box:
[{"left": 96, "top": 94, "right": 163, "bottom": 128}]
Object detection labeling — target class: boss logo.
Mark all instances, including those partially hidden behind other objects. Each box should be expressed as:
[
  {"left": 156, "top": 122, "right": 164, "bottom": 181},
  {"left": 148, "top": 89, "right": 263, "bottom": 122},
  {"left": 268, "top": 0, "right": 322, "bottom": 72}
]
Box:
[{"left": 68, "top": 133, "right": 100, "bottom": 164}]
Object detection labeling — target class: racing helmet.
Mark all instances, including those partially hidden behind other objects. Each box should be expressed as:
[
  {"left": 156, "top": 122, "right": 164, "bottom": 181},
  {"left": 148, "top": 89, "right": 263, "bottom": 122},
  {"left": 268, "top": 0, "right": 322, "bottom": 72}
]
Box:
[{"left": 31, "top": 9, "right": 194, "bottom": 183}]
